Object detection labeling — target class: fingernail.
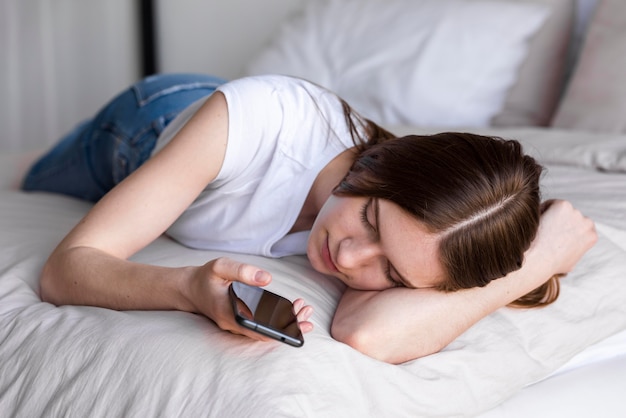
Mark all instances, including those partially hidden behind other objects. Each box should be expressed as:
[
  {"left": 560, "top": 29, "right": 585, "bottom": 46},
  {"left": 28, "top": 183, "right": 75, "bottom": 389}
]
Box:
[{"left": 254, "top": 270, "right": 268, "bottom": 283}]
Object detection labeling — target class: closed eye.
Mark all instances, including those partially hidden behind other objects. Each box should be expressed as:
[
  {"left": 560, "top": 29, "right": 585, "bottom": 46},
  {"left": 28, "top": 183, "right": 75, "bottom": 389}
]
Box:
[
  {"left": 361, "top": 198, "right": 404, "bottom": 288},
  {"left": 359, "top": 198, "right": 376, "bottom": 233},
  {"left": 385, "top": 263, "right": 405, "bottom": 288}
]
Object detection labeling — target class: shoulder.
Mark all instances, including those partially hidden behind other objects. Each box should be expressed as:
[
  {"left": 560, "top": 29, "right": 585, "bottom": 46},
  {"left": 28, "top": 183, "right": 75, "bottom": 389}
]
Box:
[
  {"left": 218, "top": 74, "right": 322, "bottom": 92},
  {"left": 218, "top": 73, "right": 353, "bottom": 146},
  {"left": 217, "top": 75, "right": 339, "bottom": 112}
]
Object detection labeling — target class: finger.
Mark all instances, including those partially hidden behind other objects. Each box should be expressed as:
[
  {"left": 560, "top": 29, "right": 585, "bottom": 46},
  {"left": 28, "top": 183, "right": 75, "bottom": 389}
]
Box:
[
  {"left": 296, "top": 305, "right": 314, "bottom": 322},
  {"left": 299, "top": 321, "right": 314, "bottom": 334},
  {"left": 293, "top": 298, "right": 313, "bottom": 319},
  {"left": 210, "top": 257, "right": 271, "bottom": 285},
  {"left": 234, "top": 296, "right": 254, "bottom": 319},
  {"left": 293, "top": 298, "right": 305, "bottom": 313}
]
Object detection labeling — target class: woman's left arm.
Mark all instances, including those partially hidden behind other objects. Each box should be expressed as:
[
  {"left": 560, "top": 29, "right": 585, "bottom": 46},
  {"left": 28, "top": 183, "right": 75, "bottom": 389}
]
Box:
[{"left": 331, "top": 200, "right": 597, "bottom": 364}]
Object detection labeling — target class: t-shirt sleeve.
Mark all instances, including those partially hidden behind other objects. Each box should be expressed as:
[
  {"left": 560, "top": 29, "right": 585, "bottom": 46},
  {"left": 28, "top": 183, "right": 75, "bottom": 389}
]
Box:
[{"left": 214, "top": 76, "right": 286, "bottom": 185}]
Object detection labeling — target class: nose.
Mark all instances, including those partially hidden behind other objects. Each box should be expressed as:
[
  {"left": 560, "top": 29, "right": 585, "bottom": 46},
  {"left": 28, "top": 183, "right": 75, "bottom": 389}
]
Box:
[{"left": 335, "top": 237, "right": 382, "bottom": 271}]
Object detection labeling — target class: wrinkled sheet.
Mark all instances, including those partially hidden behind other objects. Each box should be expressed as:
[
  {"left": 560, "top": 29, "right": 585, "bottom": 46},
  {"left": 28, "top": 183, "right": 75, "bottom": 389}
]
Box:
[{"left": 1, "top": 128, "right": 625, "bottom": 417}]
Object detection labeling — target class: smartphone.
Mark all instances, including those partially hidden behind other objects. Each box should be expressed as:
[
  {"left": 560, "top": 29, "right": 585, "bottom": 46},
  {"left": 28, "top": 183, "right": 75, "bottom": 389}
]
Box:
[{"left": 228, "top": 281, "right": 304, "bottom": 347}]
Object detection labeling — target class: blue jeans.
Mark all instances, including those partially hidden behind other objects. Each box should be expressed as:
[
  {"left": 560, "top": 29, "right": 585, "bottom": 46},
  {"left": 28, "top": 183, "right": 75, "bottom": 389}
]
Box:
[{"left": 22, "top": 73, "right": 225, "bottom": 201}]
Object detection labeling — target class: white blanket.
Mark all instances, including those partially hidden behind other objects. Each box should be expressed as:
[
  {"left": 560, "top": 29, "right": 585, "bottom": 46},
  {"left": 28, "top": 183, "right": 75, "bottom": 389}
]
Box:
[{"left": 1, "top": 128, "right": 625, "bottom": 417}]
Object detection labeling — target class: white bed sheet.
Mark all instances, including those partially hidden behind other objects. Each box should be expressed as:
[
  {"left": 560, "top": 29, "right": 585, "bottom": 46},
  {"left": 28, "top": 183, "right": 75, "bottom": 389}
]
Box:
[
  {"left": 1, "top": 127, "right": 625, "bottom": 417},
  {"left": 480, "top": 333, "right": 626, "bottom": 418}
]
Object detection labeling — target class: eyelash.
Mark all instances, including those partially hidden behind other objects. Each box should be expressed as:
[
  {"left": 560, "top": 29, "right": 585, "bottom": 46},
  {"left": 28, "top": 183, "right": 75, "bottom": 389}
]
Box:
[
  {"left": 359, "top": 200, "right": 375, "bottom": 232},
  {"left": 384, "top": 265, "right": 402, "bottom": 287},
  {"left": 360, "top": 200, "right": 402, "bottom": 287}
]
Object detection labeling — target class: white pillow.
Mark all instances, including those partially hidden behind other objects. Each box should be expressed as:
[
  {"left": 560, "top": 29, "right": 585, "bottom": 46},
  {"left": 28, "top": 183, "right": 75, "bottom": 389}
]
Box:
[{"left": 245, "top": 0, "right": 548, "bottom": 127}]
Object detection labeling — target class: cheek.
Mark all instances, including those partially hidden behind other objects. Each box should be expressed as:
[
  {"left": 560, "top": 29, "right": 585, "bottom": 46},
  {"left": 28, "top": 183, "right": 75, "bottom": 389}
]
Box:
[
  {"left": 310, "top": 201, "right": 333, "bottom": 233},
  {"left": 305, "top": 229, "right": 322, "bottom": 271},
  {"left": 310, "top": 205, "right": 343, "bottom": 240}
]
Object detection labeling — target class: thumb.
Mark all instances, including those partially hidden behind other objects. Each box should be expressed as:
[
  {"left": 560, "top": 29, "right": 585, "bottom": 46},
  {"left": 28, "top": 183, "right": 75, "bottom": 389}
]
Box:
[{"left": 210, "top": 257, "right": 271, "bottom": 286}]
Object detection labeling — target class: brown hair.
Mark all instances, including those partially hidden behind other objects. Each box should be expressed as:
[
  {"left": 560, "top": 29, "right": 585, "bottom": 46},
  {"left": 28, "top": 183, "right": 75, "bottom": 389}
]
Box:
[{"left": 335, "top": 129, "right": 559, "bottom": 308}]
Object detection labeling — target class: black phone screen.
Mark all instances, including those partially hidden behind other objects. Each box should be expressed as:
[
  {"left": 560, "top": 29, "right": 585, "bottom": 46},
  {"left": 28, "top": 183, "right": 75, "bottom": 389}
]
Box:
[{"left": 228, "top": 282, "right": 304, "bottom": 347}]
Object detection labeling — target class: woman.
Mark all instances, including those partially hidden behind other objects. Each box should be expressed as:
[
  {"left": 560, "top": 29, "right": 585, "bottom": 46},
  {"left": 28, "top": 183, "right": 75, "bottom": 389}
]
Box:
[{"left": 23, "top": 74, "right": 596, "bottom": 364}]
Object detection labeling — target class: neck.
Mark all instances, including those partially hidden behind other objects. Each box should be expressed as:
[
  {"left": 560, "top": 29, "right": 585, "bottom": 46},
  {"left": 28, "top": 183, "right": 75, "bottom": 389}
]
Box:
[{"left": 290, "top": 148, "right": 357, "bottom": 233}]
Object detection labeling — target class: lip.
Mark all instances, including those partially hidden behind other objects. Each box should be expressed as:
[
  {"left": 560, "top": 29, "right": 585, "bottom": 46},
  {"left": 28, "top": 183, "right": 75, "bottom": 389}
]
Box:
[{"left": 321, "top": 236, "right": 339, "bottom": 273}]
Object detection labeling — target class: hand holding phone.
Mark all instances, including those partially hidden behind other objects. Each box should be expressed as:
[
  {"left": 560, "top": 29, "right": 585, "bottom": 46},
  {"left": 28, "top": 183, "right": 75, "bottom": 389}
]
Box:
[{"left": 229, "top": 281, "right": 305, "bottom": 347}]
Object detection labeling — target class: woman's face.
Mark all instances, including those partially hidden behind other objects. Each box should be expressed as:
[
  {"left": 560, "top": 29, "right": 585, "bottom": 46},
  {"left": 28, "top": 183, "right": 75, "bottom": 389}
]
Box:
[{"left": 307, "top": 195, "right": 446, "bottom": 290}]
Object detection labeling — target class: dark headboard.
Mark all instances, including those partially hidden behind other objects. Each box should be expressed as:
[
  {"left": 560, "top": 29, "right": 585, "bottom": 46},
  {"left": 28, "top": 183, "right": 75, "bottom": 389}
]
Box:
[{"left": 139, "top": 0, "right": 157, "bottom": 76}]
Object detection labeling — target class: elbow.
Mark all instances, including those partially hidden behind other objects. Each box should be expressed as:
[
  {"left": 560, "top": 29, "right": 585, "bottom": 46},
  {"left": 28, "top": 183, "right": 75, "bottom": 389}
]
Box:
[
  {"left": 330, "top": 324, "right": 385, "bottom": 361},
  {"left": 331, "top": 317, "right": 445, "bottom": 364},
  {"left": 39, "top": 257, "right": 65, "bottom": 305},
  {"left": 331, "top": 319, "right": 417, "bottom": 364}
]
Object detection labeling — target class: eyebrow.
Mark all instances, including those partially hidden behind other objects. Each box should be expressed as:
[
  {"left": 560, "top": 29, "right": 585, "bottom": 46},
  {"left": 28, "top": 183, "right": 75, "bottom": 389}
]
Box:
[{"left": 374, "top": 198, "right": 415, "bottom": 289}]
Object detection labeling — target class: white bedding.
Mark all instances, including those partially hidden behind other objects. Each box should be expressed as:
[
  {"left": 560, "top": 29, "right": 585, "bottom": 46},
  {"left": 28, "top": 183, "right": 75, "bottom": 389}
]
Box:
[{"left": 1, "top": 128, "right": 625, "bottom": 417}]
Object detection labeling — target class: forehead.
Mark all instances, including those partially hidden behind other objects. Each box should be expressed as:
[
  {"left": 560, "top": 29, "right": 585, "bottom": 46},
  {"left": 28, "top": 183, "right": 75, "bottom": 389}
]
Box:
[{"left": 377, "top": 199, "right": 445, "bottom": 288}]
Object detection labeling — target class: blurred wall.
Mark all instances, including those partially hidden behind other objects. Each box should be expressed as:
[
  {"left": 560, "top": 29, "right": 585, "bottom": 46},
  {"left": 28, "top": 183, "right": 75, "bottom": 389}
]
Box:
[
  {"left": 0, "top": 0, "right": 140, "bottom": 152},
  {"left": 1, "top": 0, "right": 599, "bottom": 152},
  {"left": 0, "top": 0, "right": 305, "bottom": 152},
  {"left": 155, "top": 0, "right": 305, "bottom": 79}
]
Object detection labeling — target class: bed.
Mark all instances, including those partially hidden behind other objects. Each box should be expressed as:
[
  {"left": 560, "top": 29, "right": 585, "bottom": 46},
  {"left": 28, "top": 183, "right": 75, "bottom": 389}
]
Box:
[{"left": 1, "top": 0, "right": 625, "bottom": 417}]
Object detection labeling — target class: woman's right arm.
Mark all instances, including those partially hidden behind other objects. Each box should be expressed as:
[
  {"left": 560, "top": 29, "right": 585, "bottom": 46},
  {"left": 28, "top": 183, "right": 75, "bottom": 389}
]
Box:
[
  {"left": 38, "top": 92, "right": 316, "bottom": 338},
  {"left": 41, "top": 91, "right": 230, "bottom": 306}
]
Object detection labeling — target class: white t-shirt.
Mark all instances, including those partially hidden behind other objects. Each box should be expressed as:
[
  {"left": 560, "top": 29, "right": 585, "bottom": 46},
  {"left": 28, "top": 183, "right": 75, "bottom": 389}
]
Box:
[{"left": 152, "top": 75, "right": 358, "bottom": 257}]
